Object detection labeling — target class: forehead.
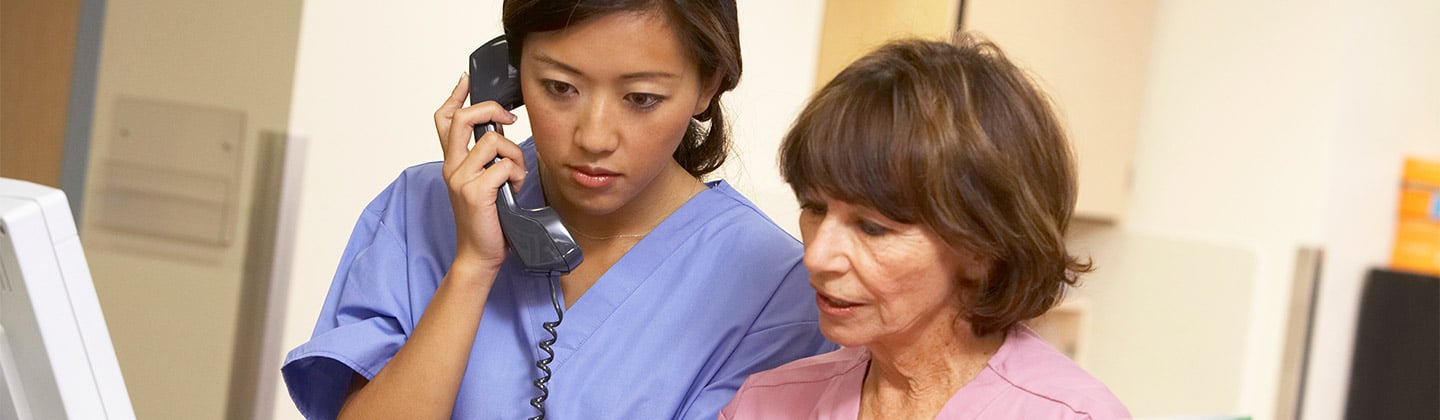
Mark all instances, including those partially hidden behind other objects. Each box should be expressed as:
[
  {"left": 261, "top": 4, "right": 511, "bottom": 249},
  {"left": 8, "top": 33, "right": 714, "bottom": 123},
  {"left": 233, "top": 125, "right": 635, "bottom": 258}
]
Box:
[{"left": 520, "top": 10, "right": 695, "bottom": 76}]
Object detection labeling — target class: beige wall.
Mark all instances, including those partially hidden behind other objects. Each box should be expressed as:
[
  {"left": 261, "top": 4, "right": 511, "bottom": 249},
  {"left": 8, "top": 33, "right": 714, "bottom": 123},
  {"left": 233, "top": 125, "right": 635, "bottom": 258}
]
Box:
[
  {"left": 1121, "top": 1, "right": 1440, "bottom": 418},
  {"left": 1066, "top": 225, "right": 1258, "bottom": 416},
  {"left": 1122, "top": 1, "right": 1343, "bottom": 416},
  {"left": 81, "top": 0, "right": 301, "bottom": 418}
]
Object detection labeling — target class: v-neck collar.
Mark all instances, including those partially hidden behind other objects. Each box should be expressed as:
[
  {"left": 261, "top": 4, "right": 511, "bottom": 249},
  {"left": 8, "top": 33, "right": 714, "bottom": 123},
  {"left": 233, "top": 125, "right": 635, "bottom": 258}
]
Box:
[{"left": 509, "top": 140, "right": 727, "bottom": 369}]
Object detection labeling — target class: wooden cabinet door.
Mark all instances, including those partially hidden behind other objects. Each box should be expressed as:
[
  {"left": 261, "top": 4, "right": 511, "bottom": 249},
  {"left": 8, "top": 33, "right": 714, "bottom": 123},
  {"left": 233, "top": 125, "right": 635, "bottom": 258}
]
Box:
[
  {"left": 1, "top": 0, "right": 81, "bottom": 188},
  {"left": 963, "top": 0, "right": 1156, "bottom": 221}
]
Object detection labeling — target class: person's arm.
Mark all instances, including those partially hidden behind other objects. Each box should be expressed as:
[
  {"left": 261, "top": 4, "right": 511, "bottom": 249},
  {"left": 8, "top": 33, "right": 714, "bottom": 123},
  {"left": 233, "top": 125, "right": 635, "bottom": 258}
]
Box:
[
  {"left": 336, "top": 74, "right": 526, "bottom": 420},
  {"left": 336, "top": 262, "right": 497, "bottom": 419}
]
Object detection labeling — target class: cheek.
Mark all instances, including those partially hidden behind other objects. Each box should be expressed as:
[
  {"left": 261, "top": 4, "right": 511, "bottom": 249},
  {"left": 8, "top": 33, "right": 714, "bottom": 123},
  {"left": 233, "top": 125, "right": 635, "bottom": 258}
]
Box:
[
  {"left": 869, "top": 254, "right": 957, "bottom": 311},
  {"left": 649, "top": 109, "right": 693, "bottom": 141},
  {"left": 868, "top": 275, "right": 923, "bottom": 308},
  {"left": 623, "top": 113, "right": 691, "bottom": 162},
  {"left": 651, "top": 91, "right": 702, "bottom": 134},
  {"left": 526, "top": 104, "right": 568, "bottom": 146}
]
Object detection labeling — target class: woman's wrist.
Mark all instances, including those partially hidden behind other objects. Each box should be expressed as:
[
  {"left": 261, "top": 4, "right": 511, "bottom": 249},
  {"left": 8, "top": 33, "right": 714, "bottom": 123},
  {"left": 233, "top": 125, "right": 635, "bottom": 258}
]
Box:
[{"left": 445, "top": 255, "right": 501, "bottom": 289}]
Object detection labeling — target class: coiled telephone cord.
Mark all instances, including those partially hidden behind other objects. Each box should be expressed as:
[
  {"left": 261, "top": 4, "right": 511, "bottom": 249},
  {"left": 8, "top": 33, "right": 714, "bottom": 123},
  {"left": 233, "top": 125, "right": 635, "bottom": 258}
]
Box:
[{"left": 528, "top": 273, "right": 563, "bottom": 420}]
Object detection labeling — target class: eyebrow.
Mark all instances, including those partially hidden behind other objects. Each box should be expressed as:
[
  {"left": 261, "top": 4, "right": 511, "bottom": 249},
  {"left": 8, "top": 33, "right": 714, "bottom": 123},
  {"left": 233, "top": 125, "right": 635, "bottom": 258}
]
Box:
[{"left": 531, "top": 54, "right": 679, "bottom": 80}]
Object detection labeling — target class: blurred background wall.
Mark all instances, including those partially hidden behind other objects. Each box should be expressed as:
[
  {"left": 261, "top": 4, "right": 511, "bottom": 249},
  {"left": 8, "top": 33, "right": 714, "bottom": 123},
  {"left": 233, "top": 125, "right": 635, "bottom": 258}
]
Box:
[
  {"left": 78, "top": 0, "right": 300, "bottom": 418},
  {"left": 2, "top": 0, "right": 1436, "bottom": 419}
]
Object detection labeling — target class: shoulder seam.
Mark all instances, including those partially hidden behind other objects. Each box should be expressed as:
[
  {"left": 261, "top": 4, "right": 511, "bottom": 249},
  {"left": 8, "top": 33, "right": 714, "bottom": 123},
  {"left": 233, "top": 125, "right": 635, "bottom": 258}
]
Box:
[
  {"left": 986, "top": 365, "right": 1093, "bottom": 415},
  {"left": 707, "top": 183, "right": 800, "bottom": 241}
]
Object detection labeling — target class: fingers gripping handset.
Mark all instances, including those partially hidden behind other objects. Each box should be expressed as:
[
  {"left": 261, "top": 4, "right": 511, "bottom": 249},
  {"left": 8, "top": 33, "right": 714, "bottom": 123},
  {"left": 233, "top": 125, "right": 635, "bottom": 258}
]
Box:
[{"left": 469, "top": 35, "right": 583, "bottom": 275}]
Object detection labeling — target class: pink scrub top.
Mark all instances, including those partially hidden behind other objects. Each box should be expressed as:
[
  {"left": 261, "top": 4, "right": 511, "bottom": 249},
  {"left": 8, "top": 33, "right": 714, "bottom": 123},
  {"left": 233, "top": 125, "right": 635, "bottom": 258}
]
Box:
[{"left": 720, "top": 325, "right": 1130, "bottom": 419}]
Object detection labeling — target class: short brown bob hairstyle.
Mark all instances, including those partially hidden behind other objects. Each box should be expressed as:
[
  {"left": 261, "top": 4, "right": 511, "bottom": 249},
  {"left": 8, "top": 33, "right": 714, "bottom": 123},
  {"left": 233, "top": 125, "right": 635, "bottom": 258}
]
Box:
[{"left": 780, "top": 35, "right": 1091, "bottom": 337}]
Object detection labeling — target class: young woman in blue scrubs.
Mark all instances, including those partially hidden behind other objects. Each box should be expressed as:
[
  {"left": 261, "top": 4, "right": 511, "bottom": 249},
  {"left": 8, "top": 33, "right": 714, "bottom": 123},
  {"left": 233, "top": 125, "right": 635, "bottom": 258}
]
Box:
[{"left": 280, "top": 1, "right": 833, "bottom": 419}]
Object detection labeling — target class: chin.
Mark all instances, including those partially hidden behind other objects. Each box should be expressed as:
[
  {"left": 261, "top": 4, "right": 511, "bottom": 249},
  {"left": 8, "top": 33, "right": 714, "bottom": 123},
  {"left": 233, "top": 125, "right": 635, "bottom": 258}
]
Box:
[
  {"left": 556, "top": 183, "right": 629, "bottom": 215},
  {"left": 818, "top": 320, "right": 871, "bottom": 348},
  {"left": 571, "top": 194, "right": 628, "bottom": 216}
]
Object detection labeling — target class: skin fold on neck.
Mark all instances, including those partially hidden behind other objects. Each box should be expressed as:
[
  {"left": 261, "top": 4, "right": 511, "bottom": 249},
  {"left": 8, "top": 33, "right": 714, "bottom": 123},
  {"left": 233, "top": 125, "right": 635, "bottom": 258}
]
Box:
[{"left": 859, "top": 313, "right": 1006, "bottom": 419}]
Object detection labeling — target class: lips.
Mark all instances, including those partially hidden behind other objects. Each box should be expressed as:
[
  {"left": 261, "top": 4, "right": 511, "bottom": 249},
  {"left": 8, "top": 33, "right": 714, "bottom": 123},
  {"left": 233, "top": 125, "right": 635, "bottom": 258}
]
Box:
[
  {"left": 815, "top": 291, "right": 862, "bottom": 316},
  {"left": 569, "top": 165, "right": 619, "bottom": 189}
]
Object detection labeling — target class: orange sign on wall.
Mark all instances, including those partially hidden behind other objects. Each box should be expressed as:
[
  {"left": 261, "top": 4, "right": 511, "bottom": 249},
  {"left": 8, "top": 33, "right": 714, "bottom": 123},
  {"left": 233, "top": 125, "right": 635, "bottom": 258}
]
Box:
[{"left": 1391, "top": 157, "right": 1440, "bottom": 276}]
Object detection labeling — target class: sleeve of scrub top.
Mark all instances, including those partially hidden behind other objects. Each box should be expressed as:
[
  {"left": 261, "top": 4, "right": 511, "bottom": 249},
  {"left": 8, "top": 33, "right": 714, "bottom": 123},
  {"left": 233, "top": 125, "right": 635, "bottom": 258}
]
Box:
[
  {"left": 679, "top": 261, "right": 838, "bottom": 419},
  {"left": 280, "top": 187, "right": 414, "bottom": 420}
]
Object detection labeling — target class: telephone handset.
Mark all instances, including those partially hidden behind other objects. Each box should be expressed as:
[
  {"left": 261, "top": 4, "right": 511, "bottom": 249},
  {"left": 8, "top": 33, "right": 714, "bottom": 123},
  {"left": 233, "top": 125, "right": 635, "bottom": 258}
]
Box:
[{"left": 468, "top": 35, "right": 583, "bottom": 275}]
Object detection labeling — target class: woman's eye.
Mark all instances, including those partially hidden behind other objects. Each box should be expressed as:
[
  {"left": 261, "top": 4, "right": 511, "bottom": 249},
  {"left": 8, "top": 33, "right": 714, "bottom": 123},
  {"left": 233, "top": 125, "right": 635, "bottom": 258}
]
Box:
[
  {"left": 799, "top": 203, "right": 827, "bottom": 217},
  {"left": 542, "top": 80, "right": 576, "bottom": 97},
  {"left": 857, "top": 220, "right": 890, "bottom": 237},
  {"left": 624, "top": 93, "right": 664, "bottom": 110}
]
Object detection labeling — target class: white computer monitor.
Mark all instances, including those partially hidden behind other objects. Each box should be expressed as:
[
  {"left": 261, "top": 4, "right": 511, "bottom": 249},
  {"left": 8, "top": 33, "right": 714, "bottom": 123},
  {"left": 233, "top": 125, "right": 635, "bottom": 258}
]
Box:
[{"left": 0, "top": 178, "right": 134, "bottom": 420}]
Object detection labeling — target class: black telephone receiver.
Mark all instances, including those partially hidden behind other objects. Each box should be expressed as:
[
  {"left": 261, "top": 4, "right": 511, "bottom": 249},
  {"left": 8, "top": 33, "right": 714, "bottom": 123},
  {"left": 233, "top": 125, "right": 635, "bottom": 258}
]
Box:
[{"left": 469, "top": 35, "right": 583, "bottom": 275}]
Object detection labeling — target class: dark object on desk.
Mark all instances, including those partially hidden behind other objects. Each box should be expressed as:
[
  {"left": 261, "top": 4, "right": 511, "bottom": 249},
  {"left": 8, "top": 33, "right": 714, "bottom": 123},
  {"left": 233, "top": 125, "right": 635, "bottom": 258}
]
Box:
[{"left": 1343, "top": 268, "right": 1438, "bottom": 420}]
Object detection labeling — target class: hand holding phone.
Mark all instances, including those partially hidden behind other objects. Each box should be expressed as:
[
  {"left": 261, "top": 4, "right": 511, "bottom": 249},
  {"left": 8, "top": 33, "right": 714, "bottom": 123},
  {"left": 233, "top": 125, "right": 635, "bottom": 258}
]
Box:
[{"left": 467, "top": 35, "right": 583, "bottom": 275}]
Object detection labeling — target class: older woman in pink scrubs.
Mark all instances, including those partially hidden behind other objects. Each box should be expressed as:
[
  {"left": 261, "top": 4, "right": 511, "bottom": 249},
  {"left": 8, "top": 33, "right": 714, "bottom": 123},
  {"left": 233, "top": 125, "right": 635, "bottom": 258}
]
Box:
[{"left": 721, "top": 36, "right": 1130, "bottom": 419}]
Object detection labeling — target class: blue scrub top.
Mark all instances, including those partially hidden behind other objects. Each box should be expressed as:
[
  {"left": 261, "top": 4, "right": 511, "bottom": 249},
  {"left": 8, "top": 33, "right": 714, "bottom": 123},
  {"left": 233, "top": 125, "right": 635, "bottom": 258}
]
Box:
[{"left": 282, "top": 140, "right": 835, "bottom": 419}]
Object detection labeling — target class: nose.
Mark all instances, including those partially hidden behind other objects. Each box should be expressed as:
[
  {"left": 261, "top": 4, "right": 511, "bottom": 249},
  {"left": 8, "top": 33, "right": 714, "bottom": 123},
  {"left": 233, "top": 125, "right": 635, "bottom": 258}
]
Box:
[
  {"left": 573, "top": 96, "right": 619, "bottom": 156},
  {"left": 801, "top": 216, "right": 851, "bottom": 276}
]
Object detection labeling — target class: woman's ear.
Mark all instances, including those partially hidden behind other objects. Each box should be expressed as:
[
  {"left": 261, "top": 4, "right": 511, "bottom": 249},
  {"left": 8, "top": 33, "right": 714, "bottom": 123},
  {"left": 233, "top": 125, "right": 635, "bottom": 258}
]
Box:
[
  {"left": 692, "top": 73, "right": 725, "bottom": 119},
  {"left": 949, "top": 242, "right": 995, "bottom": 286}
]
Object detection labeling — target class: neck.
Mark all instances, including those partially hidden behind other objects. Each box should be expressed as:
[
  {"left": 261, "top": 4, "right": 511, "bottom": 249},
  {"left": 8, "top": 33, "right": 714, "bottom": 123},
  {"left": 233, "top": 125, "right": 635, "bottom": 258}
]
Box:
[{"left": 862, "top": 312, "right": 1006, "bottom": 411}]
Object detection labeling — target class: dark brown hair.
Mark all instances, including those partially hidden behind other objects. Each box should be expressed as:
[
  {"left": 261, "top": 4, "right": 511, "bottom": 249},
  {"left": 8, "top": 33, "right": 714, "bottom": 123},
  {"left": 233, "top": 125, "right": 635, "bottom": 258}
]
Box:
[
  {"left": 780, "top": 35, "right": 1091, "bottom": 337},
  {"left": 502, "top": 0, "right": 741, "bottom": 178}
]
